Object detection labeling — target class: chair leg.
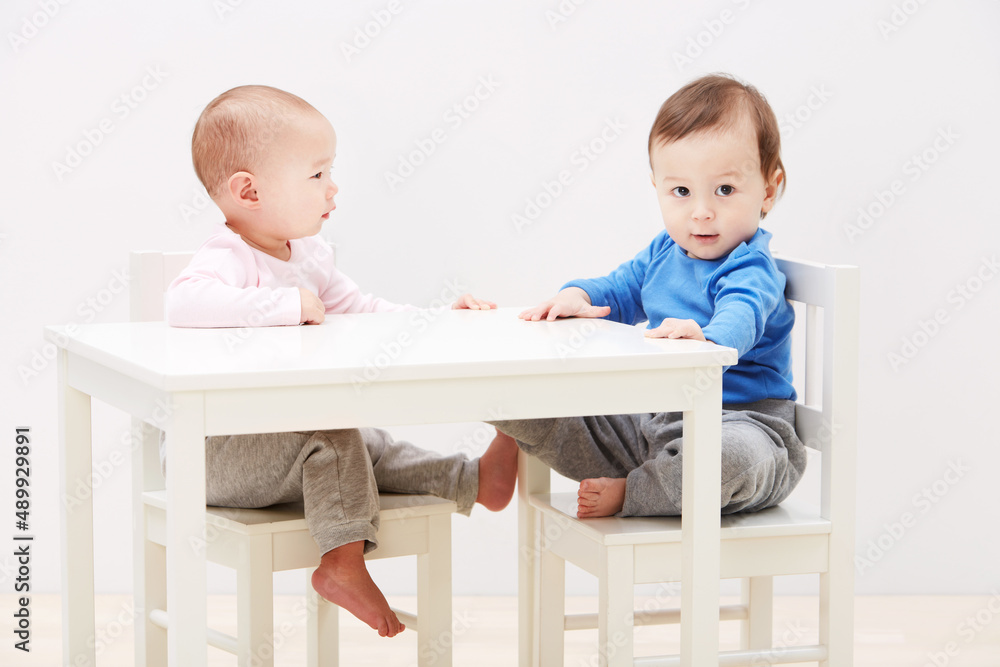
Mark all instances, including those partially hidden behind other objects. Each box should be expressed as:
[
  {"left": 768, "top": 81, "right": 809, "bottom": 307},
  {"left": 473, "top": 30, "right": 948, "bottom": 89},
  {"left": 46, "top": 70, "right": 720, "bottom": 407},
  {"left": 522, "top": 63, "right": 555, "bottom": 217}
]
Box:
[
  {"left": 133, "top": 420, "right": 167, "bottom": 667},
  {"left": 518, "top": 503, "right": 540, "bottom": 667},
  {"left": 740, "top": 576, "right": 773, "bottom": 651},
  {"left": 307, "top": 569, "right": 338, "bottom": 667},
  {"left": 538, "top": 533, "right": 565, "bottom": 666},
  {"left": 598, "top": 545, "right": 634, "bottom": 667},
  {"left": 138, "top": 528, "right": 168, "bottom": 667},
  {"left": 820, "top": 569, "right": 855, "bottom": 667},
  {"left": 417, "top": 513, "right": 453, "bottom": 667},
  {"left": 237, "top": 534, "right": 275, "bottom": 667}
]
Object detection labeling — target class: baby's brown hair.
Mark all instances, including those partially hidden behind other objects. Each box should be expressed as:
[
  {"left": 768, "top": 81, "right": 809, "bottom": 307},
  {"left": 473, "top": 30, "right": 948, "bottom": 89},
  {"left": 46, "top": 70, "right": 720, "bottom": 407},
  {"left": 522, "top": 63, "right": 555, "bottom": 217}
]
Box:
[
  {"left": 648, "top": 74, "right": 785, "bottom": 211},
  {"left": 192, "top": 85, "right": 319, "bottom": 198}
]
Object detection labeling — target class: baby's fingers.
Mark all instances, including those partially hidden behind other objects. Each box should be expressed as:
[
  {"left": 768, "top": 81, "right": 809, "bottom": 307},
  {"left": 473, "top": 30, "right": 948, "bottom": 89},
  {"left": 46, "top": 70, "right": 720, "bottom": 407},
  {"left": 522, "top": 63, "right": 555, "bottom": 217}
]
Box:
[
  {"left": 645, "top": 318, "right": 704, "bottom": 341},
  {"left": 453, "top": 293, "right": 496, "bottom": 310},
  {"left": 579, "top": 305, "right": 611, "bottom": 319},
  {"left": 545, "top": 302, "right": 577, "bottom": 321},
  {"left": 644, "top": 324, "right": 672, "bottom": 338},
  {"left": 519, "top": 304, "right": 551, "bottom": 321},
  {"left": 471, "top": 297, "right": 498, "bottom": 310}
]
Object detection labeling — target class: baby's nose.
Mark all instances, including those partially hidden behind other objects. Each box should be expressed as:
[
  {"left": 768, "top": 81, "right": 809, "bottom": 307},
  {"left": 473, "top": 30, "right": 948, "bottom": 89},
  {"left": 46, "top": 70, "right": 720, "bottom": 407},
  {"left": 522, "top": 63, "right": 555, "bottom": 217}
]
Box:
[{"left": 691, "top": 202, "right": 714, "bottom": 221}]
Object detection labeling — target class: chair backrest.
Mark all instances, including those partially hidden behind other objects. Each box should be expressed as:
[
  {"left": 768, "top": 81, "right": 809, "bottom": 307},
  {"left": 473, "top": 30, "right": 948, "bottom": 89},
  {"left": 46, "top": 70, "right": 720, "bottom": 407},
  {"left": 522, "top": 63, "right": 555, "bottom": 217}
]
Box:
[
  {"left": 128, "top": 251, "right": 198, "bottom": 495},
  {"left": 774, "top": 256, "right": 859, "bottom": 522},
  {"left": 129, "top": 251, "right": 196, "bottom": 323}
]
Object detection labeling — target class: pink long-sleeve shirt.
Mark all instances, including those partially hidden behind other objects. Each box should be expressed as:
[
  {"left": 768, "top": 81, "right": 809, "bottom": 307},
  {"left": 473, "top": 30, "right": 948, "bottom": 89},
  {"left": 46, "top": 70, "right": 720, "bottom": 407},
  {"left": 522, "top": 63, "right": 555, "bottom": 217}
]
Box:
[{"left": 166, "top": 224, "right": 413, "bottom": 327}]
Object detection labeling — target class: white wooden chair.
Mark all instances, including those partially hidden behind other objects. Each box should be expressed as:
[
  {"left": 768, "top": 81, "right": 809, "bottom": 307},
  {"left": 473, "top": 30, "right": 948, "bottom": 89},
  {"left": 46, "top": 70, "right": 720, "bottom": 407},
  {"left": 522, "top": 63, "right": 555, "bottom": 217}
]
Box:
[
  {"left": 129, "top": 250, "right": 458, "bottom": 667},
  {"left": 517, "top": 257, "right": 859, "bottom": 666}
]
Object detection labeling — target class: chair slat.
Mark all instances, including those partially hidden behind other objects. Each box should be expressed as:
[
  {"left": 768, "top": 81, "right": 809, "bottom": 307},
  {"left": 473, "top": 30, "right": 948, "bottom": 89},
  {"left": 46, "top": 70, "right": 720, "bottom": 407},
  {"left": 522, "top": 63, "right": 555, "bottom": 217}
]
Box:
[
  {"left": 774, "top": 256, "right": 837, "bottom": 307},
  {"left": 804, "top": 304, "right": 822, "bottom": 406},
  {"left": 794, "top": 404, "right": 829, "bottom": 453}
]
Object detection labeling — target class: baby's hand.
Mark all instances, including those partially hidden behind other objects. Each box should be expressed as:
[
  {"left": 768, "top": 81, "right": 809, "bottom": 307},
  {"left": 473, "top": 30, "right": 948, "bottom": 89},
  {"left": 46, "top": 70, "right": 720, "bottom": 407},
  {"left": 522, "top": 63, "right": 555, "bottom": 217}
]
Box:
[
  {"left": 299, "top": 288, "right": 325, "bottom": 325},
  {"left": 520, "top": 287, "right": 611, "bottom": 322},
  {"left": 452, "top": 293, "right": 498, "bottom": 310},
  {"left": 644, "top": 318, "right": 706, "bottom": 341}
]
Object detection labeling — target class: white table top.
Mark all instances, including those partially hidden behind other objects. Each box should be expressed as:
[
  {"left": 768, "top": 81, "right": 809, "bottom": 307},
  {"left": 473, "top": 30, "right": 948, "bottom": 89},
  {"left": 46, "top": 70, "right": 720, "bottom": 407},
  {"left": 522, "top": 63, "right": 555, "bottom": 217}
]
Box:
[{"left": 44, "top": 307, "right": 737, "bottom": 392}]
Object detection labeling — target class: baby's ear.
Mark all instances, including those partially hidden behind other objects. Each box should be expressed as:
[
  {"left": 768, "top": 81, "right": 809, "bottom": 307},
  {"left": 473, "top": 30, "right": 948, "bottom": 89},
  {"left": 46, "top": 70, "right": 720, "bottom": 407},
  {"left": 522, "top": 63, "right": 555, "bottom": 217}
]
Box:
[
  {"left": 649, "top": 172, "right": 656, "bottom": 188},
  {"left": 761, "top": 168, "right": 784, "bottom": 214},
  {"left": 227, "top": 171, "right": 261, "bottom": 210}
]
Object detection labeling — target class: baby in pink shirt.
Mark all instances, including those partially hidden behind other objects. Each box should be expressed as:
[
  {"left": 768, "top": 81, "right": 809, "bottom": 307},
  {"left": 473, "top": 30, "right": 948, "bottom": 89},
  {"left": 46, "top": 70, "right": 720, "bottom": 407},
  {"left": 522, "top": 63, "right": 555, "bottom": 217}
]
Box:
[
  {"left": 167, "top": 85, "right": 517, "bottom": 638},
  {"left": 168, "top": 87, "right": 490, "bottom": 326}
]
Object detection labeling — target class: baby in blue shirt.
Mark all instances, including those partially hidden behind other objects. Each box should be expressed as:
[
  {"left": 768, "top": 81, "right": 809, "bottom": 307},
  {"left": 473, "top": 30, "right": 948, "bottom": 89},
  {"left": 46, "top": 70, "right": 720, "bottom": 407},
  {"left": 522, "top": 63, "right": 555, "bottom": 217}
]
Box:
[{"left": 491, "top": 73, "right": 805, "bottom": 517}]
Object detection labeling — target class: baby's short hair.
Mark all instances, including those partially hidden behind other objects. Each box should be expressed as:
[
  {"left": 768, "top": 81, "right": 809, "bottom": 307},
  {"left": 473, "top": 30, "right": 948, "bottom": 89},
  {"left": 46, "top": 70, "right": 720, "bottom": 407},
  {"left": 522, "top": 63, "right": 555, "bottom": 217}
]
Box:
[
  {"left": 192, "top": 85, "right": 320, "bottom": 197},
  {"left": 648, "top": 73, "right": 785, "bottom": 200}
]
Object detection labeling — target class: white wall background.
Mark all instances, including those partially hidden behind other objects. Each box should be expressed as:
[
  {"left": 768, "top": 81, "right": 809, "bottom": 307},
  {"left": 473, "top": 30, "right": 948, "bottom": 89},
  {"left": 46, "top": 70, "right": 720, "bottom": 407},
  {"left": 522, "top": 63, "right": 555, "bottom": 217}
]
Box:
[{"left": 2, "top": 0, "right": 998, "bottom": 618}]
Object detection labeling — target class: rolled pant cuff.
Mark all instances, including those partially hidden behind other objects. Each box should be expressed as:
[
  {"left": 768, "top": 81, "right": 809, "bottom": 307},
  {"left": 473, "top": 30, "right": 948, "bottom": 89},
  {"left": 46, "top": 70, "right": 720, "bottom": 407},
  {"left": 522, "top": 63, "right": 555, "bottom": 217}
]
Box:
[
  {"left": 487, "top": 418, "right": 558, "bottom": 455},
  {"left": 314, "top": 519, "right": 380, "bottom": 555},
  {"left": 455, "top": 458, "right": 479, "bottom": 516}
]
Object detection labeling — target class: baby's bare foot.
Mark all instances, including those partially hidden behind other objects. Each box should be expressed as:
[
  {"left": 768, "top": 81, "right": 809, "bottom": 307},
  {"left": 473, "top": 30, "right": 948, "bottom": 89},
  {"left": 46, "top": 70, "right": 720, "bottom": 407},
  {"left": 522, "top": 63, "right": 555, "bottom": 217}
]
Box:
[
  {"left": 476, "top": 430, "right": 519, "bottom": 511},
  {"left": 311, "top": 541, "right": 404, "bottom": 637},
  {"left": 577, "top": 477, "right": 626, "bottom": 518}
]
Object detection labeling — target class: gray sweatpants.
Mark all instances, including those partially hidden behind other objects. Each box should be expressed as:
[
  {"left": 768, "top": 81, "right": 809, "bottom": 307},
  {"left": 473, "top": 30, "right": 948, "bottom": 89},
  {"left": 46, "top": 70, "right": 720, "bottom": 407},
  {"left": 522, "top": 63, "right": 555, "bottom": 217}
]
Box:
[
  {"left": 176, "top": 428, "right": 478, "bottom": 555},
  {"left": 491, "top": 398, "right": 805, "bottom": 517}
]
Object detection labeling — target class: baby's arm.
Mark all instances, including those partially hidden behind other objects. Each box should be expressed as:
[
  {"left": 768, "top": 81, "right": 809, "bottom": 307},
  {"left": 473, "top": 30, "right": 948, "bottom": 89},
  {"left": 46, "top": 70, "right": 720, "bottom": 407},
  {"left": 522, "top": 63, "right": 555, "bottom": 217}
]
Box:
[
  {"left": 520, "top": 287, "right": 611, "bottom": 321},
  {"left": 554, "top": 236, "right": 663, "bottom": 325},
  {"left": 166, "top": 243, "right": 303, "bottom": 327},
  {"left": 312, "top": 243, "right": 495, "bottom": 313},
  {"left": 318, "top": 263, "right": 417, "bottom": 314},
  {"left": 649, "top": 252, "right": 781, "bottom": 352}
]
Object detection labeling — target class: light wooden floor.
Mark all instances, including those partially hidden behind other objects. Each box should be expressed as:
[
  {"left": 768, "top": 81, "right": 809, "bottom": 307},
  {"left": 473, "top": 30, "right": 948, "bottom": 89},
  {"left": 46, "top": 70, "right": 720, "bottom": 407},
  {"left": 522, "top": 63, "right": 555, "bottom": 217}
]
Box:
[{"left": 5, "top": 594, "right": 999, "bottom": 665}]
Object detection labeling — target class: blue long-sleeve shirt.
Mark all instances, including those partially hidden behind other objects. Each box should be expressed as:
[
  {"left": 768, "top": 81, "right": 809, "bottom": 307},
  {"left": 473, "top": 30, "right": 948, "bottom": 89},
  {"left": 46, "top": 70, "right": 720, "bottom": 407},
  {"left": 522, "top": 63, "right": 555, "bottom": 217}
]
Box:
[{"left": 564, "top": 228, "right": 796, "bottom": 405}]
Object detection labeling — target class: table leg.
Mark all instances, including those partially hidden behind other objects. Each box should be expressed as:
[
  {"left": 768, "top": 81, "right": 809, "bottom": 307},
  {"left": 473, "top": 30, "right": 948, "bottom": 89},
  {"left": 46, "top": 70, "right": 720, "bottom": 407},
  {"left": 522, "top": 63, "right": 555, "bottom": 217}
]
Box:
[
  {"left": 680, "top": 369, "right": 722, "bottom": 666},
  {"left": 518, "top": 450, "right": 549, "bottom": 667},
  {"left": 164, "top": 392, "right": 208, "bottom": 667},
  {"left": 417, "top": 512, "right": 452, "bottom": 667},
  {"left": 58, "top": 349, "right": 96, "bottom": 667}
]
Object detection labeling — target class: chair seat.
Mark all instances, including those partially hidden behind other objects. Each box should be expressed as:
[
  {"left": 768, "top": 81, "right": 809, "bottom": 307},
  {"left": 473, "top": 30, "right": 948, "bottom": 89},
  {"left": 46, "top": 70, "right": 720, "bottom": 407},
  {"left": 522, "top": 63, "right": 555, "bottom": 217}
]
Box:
[
  {"left": 528, "top": 492, "right": 830, "bottom": 546},
  {"left": 143, "top": 490, "right": 457, "bottom": 536}
]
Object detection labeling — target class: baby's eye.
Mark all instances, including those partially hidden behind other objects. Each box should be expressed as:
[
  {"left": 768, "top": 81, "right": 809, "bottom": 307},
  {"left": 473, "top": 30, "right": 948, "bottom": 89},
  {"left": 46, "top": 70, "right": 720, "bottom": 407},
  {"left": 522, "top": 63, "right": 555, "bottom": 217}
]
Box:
[
  {"left": 312, "top": 165, "right": 335, "bottom": 179},
  {"left": 670, "top": 186, "right": 690, "bottom": 198},
  {"left": 715, "top": 184, "right": 734, "bottom": 196}
]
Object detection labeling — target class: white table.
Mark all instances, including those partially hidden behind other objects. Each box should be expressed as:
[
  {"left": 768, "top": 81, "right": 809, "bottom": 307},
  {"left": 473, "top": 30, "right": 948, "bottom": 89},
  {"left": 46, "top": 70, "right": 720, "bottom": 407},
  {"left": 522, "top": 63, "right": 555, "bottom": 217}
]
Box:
[{"left": 46, "top": 307, "right": 736, "bottom": 667}]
